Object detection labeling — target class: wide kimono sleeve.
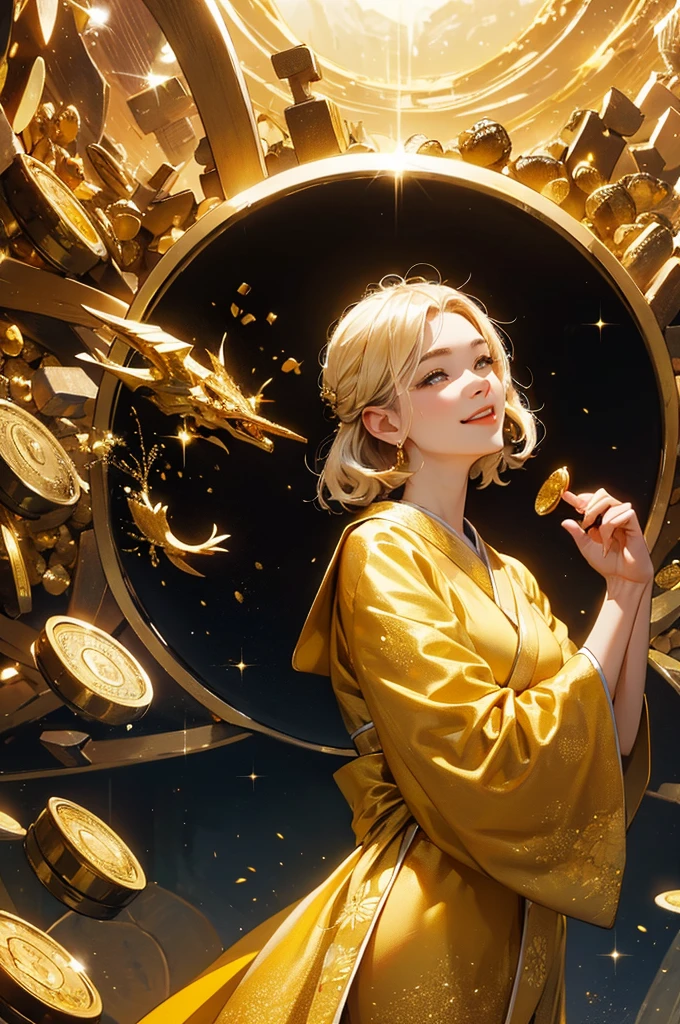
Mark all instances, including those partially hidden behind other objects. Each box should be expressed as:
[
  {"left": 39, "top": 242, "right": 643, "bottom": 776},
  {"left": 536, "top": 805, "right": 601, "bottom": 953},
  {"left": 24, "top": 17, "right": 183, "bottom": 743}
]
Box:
[
  {"left": 500, "top": 552, "right": 651, "bottom": 832},
  {"left": 337, "top": 528, "right": 636, "bottom": 928}
]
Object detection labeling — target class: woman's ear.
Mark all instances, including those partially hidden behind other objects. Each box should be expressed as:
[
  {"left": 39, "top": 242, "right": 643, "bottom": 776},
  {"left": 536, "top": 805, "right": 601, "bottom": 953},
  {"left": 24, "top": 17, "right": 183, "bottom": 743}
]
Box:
[{"left": 362, "top": 405, "right": 402, "bottom": 444}]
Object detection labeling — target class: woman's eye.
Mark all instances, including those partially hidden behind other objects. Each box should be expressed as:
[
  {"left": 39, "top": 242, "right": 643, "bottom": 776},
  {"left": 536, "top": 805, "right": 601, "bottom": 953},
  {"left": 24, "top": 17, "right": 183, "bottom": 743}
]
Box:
[
  {"left": 476, "top": 355, "right": 495, "bottom": 369},
  {"left": 419, "top": 369, "right": 448, "bottom": 387},
  {"left": 418, "top": 355, "right": 495, "bottom": 387}
]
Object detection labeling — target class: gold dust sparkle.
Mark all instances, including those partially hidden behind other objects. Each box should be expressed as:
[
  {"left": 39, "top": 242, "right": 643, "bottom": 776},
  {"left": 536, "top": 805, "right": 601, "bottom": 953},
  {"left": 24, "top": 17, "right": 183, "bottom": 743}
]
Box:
[
  {"left": 237, "top": 762, "right": 266, "bottom": 792},
  {"left": 583, "top": 303, "right": 617, "bottom": 341},
  {"left": 596, "top": 933, "right": 630, "bottom": 974}
]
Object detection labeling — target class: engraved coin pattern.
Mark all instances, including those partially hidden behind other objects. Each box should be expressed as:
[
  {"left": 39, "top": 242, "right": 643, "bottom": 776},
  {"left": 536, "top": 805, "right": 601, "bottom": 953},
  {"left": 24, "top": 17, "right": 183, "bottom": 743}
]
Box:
[
  {"left": 535, "top": 466, "right": 571, "bottom": 516},
  {"left": 31, "top": 161, "right": 101, "bottom": 247},
  {"left": 655, "top": 563, "right": 680, "bottom": 590},
  {"left": 0, "top": 402, "right": 79, "bottom": 503},
  {"left": 51, "top": 799, "right": 145, "bottom": 889},
  {"left": 0, "top": 911, "right": 102, "bottom": 1015},
  {"left": 51, "top": 622, "right": 151, "bottom": 705}
]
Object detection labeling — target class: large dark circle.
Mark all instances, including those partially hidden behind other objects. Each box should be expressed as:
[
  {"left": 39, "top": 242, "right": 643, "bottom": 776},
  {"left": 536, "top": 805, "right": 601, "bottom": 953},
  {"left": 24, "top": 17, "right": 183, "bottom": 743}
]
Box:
[{"left": 106, "top": 168, "right": 663, "bottom": 748}]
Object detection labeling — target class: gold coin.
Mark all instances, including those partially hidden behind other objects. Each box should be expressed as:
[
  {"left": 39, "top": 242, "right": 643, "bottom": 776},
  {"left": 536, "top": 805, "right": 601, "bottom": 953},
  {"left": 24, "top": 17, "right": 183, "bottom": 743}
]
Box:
[
  {"left": 0, "top": 910, "right": 102, "bottom": 1016},
  {"left": 535, "top": 466, "right": 570, "bottom": 515},
  {"left": 0, "top": 812, "right": 25, "bottom": 839},
  {"left": 654, "top": 889, "right": 680, "bottom": 913},
  {"left": 48, "top": 798, "right": 145, "bottom": 891},
  {"left": 30, "top": 160, "right": 102, "bottom": 249},
  {"left": 655, "top": 563, "right": 680, "bottom": 590},
  {"left": 0, "top": 400, "right": 80, "bottom": 506},
  {"left": 48, "top": 618, "right": 153, "bottom": 710},
  {"left": 0, "top": 513, "right": 31, "bottom": 615},
  {"left": 10, "top": 57, "right": 46, "bottom": 135}
]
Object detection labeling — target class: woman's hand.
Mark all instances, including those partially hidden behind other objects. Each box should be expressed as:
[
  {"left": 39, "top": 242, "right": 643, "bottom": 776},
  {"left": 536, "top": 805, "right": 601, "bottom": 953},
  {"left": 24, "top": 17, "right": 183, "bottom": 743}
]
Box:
[{"left": 560, "top": 487, "right": 653, "bottom": 585}]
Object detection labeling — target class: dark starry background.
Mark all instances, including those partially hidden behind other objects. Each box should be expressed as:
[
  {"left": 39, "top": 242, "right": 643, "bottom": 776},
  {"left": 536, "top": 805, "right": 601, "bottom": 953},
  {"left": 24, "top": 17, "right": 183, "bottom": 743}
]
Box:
[{"left": 1, "top": 167, "right": 679, "bottom": 1023}]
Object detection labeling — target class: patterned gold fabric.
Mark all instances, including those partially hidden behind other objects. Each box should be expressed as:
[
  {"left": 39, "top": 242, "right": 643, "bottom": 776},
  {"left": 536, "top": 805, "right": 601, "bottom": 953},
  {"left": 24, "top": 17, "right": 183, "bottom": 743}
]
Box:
[{"left": 144, "top": 500, "right": 650, "bottom": 1024}]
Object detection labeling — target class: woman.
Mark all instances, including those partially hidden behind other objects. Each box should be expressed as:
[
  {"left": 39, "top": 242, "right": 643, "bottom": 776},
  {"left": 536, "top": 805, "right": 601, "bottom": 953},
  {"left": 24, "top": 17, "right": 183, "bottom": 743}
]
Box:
[{"left": 145, "top": 277, "right": 651, "bottom": 1024}]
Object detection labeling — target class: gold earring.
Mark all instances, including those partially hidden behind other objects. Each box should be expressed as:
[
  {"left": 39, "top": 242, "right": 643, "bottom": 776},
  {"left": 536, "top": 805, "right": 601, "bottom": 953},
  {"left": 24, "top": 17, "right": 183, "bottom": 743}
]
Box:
[{"left": 393, "top": 440, "right": 408, "bottom": 472}]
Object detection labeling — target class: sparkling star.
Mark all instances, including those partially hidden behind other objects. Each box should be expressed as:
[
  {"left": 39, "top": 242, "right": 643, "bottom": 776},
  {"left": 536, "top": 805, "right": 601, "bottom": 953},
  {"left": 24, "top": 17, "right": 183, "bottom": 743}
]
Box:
[
  {"left": 224, "top": 647, "right": 255, "bottom": 680},
  {"left": 237, "top": 763, "right": 266, "bottom": 791},
  {"left": 584, "top": 303, "right": 617, "bottom": 341},
  {"left": 161, "top": 418, "right": 194, "bottom": 468},
  {"left": 597, "top": 934, "right": 630, "bottom": 974}
]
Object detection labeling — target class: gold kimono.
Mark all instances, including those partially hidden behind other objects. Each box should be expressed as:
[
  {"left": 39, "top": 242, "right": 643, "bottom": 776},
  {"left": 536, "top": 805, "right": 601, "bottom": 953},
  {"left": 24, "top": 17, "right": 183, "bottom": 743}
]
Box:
[{"left": 140, "top": 499, "right": 650, "bottom": 1024}]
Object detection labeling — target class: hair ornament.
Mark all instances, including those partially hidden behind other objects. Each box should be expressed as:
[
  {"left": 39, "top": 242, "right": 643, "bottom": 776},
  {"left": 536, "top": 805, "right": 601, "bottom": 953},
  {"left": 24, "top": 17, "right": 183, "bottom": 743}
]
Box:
[{"left": 320, "top": 383, "right": 338, "bottom": 415}]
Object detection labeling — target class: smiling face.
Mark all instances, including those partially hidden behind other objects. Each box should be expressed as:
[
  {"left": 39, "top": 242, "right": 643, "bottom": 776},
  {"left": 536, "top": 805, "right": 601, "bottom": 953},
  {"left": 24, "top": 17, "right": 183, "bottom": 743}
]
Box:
[{"left": 391, "top": 309, "right": 506, "bottom": 464}]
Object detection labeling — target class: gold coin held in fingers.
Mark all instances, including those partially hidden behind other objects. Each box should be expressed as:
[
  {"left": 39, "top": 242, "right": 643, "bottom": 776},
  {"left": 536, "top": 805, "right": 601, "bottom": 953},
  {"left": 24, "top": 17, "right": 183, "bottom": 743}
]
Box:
[{"left": 535, "top": 466, "right": 570, "bottom": 515}]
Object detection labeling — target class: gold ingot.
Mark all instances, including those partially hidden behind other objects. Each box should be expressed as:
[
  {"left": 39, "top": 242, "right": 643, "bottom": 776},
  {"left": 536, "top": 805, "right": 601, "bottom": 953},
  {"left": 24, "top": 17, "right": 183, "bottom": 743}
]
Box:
[
  {"left": 0, "top": 910, "right": 102, "bottom": 1021},
  {"left": 0, "top": 399, "right": 80, "bottom": 518},
  {"left": 535, "top": 467, "right": 570, "bottom": 515},
  {"left": 34, "top": 615, "right": 153, "bottom": 725},
  {"left": 655, "top": 562, "right": 680, "bottom": 590},
  {"left": 0, "top": 812, "right": 25, "bottom": 840},
  {"left": 25, "top": 797, "right": 146, "bottom": 920}
]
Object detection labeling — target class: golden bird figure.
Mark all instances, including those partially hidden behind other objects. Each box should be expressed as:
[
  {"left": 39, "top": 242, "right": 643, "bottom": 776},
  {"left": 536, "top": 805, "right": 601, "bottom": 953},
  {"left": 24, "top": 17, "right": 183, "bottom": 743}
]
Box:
[
  {"left": 127, "top": 489, "right": 230, "bottom": 576},
  {"left": 77, "top": 305, "right": 307, "bottom": 453}
]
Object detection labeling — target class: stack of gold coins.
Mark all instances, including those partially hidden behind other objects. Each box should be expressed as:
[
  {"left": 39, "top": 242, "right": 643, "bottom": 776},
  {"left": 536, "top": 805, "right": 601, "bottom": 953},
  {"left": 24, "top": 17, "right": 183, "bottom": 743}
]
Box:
[
  {"left": 25, "top": 797, "right": 146, "bottom": 920},
  {"left": 0, "top": 400, "right": 80, "bottom": 519},
  {"left": 0, "top": 909, "right": 102, "bottom": 1022},
  {"left": 33, "top": 616, "right": 153, "bottom": 724}
]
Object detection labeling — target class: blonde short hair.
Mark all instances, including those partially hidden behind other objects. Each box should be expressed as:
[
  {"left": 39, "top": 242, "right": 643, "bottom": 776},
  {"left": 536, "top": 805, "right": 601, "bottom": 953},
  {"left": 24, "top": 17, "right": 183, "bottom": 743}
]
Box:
[{"left": 316, "top": 276, "right": 539, "bottom": 511}]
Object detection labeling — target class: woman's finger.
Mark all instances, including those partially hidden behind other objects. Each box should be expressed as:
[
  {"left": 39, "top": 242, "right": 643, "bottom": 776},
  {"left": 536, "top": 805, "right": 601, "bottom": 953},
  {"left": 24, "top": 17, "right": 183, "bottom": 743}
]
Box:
[
  {"left": 599, "top": 503, "right": 631, "bottom": 544},
  {"left": 562, "top": 490, "right": 591, "bottom": 509},
  {"left": 602, "top": 509, "right": 636, "bottom": 554},
  {"left": 581, "top": 494, "right": 624, "bottom": 531}
]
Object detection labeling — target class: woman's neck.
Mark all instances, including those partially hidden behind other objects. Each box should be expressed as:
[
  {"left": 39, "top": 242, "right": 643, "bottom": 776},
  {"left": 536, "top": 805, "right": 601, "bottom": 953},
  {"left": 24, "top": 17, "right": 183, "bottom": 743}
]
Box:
[{"left": 400, "top": 461, "right": 469, "bottom": 536}]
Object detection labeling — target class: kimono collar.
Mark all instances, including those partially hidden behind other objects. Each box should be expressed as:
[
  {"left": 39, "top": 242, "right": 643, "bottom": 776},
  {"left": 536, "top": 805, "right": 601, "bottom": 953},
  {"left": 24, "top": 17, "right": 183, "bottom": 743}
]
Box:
[{"left": 292, "top": 500, "right": 498, "bottom": 677}]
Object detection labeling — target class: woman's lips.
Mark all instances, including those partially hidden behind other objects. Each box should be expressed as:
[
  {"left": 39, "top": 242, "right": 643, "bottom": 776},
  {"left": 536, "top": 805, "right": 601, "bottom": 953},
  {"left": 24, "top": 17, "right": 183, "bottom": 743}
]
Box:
[{"left": 462, "top": 407, "right": 496, "bottom": 424}]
